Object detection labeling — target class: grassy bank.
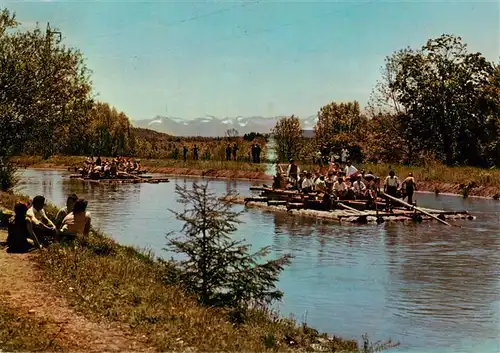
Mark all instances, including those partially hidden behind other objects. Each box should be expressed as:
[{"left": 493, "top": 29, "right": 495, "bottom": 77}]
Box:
[
  {"left": 12, "top": 155, "right": 272, "bottom": 181},
  {"left": 294, "top": 162, "right": 500, "bottom": 198},
  {"left": 0, "top": 192, "right": 395, "bottom": 352}
]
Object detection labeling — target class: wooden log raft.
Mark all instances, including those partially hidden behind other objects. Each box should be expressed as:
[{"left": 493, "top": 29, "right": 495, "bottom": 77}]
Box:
[
  {"left": 226, "top": 196, "right": 473, "bottom": 224},
  {"left": 69, "top": 175, "right": 170, "bottom": 184}
]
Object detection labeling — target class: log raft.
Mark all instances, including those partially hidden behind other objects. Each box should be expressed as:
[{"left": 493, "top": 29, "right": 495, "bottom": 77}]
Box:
[
  {"left": 68, "top": 174, "right": 170, "bottom": 184},
  {"left": 232, "top": 185, "right": 474, "bottom": 224}
]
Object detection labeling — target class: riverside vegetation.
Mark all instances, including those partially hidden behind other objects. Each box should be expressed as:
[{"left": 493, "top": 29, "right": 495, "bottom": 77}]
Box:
[
  {"left": 0, "top": 190, "right": 398, "bottom": 352},
  {"left": 1, "top": 6, "right": 499, "bottom": 193}
]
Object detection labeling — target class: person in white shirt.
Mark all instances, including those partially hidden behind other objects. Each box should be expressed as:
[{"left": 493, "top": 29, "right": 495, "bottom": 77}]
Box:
[
  {"left": 55, "top": 194, "right": 78, "bottom": 229},
  {"left": 301, "top": 172, "right": 314, "bottom": 194},
  {"left": 384, "top": 171, "right": 400, "bottom": 196},
  {"left": 315, "top": 175, "right": 327, "bottom": 193},
  {"left": 333, "top": 177, "right": 348, "bottom": 199},
  {"left": 344, "top": 162, "right": 358, "bottom": 178},
  {"left": 384, "top": 171, "right": 400, "bottom": 210},
  {"left": 27, "top": 195, "right": 57, "bottom": 242},
  {"left": 352, "top": 175, "right": 367, "bottom": 199}
]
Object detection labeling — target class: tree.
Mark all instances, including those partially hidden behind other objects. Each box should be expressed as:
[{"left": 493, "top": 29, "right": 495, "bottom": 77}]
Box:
[
  {"left": 314, "top": 101, "right": 366, "bottom": 149},
  {"left": 165, "top": 182, "right": 292, "bottom": 310},
  {"left": 385, "top": 34, "right": 499, "bottom": 166},
  {"left": 225, "top": 128, "right": 239, "bottom": 139},
  {"left": 272, "top": 115, "right": 303, "bottom": 162},
  {"left": 0, "top": 8, "right": 94, "bottom": 157}
]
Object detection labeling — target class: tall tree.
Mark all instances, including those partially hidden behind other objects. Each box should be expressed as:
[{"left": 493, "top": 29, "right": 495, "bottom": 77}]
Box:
[
  {"left": 272, "top": 115, "right": 303, "bottom": 162},
  {"left": 387, "top": 34, "right": 498, "bottom": 166},
  {"left": 314, "top": 101, "right": 366, "bottom": 147},
  {"left": 0, "top": 8, "right": 94, "bottom": 157},
  {"left": 165, "top": 182, "right": 292, "bottom": 310}
]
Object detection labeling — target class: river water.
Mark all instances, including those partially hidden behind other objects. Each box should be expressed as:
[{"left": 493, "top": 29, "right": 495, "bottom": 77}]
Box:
[{"left": 16, "top": 169, "right": 500, "bottom": 353}]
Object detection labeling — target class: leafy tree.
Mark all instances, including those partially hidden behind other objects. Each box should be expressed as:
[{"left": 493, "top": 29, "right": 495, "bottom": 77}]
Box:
[
  {"left": 0, "top": 9, "right": 94, "bottom": 157},
  {"left": 272, "top": 115, "right": 303, "bottom": 162},
  {"left": 165, "top": 182, "right": 292, "bottom": 310},
  {"left": 385, "top": 34, "right": 499, "bottom": 166},
  {"left": 314, "top": 101, "right": 366, "bottom": 148},
  {"left": 225, "top": 128, "right": 239, "bottom": 139}
]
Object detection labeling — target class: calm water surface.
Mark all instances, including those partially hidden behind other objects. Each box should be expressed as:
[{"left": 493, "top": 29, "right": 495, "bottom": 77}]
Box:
[{"left": 17, "top": 169, "right": 500, "bottom": 353}]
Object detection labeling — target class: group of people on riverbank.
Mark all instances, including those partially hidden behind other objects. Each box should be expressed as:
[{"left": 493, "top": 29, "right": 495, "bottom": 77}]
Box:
[
  {"left": 78, "top": 156, "right": 142, "bottom": 179},
  {"left": 276, "top": 159, "right": 417, "bottom": 208},
  {"left": 180, "top": 143, "right": 262, "bottom": 163},
  {"left": 5, "top": 194, "right": 91, "bottom": 253}
]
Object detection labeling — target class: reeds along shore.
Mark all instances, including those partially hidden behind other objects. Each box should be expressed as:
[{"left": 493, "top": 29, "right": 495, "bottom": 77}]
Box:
[{"left": 0, "top": 192, "right": 398, "bottom": 352}]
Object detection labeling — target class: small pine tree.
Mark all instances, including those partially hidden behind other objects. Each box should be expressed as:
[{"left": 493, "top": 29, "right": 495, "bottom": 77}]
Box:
[{"left": 165, "top": 182, "right": 292, "bottom": 309}]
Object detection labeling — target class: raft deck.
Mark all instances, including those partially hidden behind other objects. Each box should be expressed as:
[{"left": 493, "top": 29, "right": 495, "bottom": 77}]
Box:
[
  {"left": 68, "top": 174, "right": 170, "bottom": 184},
  {"left": 226, "top": 195, "right": 473, "bottom": 224}
]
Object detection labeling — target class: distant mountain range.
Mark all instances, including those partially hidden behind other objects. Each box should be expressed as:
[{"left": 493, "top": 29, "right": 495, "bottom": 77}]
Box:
[{"left": 132, "top": 115, "right": 318, "bottom": 137}]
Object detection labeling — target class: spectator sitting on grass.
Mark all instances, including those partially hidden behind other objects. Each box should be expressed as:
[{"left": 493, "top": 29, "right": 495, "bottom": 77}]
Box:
[
  {"left": 60, "top": 198, "right": 91, "bottom": 238},
  {"left": 55, "top": 194, "right": 78, "bottom": 229},
  {"left": 7, "top": 203, "right": 42, "bottom": 253},
  {"left": 27, "top": 195, "right": 57, "bottom": 243}
]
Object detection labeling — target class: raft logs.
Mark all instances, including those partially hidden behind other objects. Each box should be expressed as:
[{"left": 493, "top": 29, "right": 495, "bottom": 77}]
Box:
[
  {"left": 69, "top": 175, "right": 170, "bottom": 184},
  {"left": 236, "top": 196, "right": 473, "bottom": 224}
]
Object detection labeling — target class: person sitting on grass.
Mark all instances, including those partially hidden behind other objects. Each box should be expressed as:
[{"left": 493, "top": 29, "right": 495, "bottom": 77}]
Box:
[
  {"left": 27, "top": 195, "right": 57, "bottom": 243},
  {"left": 60, "top": 198, "right": 91, "bottom": 239},
  {"left": 7, "top": 203, "right": 42, "bottom": 253},
  {"left": 55, "top": 194, "right": 78, "bottom": 229}
]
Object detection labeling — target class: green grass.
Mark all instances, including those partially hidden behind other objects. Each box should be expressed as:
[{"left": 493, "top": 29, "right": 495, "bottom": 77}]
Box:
[
  {"left": 0, "top": 192, "right": 398, "bottom": 352},
  {"left": 12, "top": 155, "right": 268, "bottom": 174}
]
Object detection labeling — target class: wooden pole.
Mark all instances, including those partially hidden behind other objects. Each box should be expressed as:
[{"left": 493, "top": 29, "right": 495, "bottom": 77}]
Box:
[
  {"left": 381, "top": 192, "right": 452, "bottom": 226},
  {"left": 336, "top": 202, "right": 369, "bottom": 216}
]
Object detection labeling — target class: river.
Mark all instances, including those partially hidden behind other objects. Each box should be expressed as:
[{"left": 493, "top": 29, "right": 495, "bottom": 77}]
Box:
[{"left": 16, "top": 169, "right": 500, "bottom": 353}]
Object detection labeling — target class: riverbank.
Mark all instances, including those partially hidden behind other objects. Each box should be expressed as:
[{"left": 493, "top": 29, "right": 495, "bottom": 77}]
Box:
[
  {"left": 11, "top": 155, "right": 273, "bottom": 181},
  {"left": 294, "top": 162, "right": 500, "bottom": 199},
  {"left": 0, "top": 192, "right": 387, "bottom": 352}
]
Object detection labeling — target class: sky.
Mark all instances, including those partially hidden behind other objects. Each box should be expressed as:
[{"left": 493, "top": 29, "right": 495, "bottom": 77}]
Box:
[{"left": 1, "top": 0, "right": 499, "bottom": 121}]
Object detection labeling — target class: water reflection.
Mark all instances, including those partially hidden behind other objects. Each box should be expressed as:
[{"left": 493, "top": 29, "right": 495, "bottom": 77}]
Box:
[{"left": 16, "top": 169, "right": 500, "bottom": 353}]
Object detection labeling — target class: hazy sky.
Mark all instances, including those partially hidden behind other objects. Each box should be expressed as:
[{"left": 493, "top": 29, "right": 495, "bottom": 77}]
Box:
[{"left": 2, "top": 0, "right": 499, "bottom": 120}]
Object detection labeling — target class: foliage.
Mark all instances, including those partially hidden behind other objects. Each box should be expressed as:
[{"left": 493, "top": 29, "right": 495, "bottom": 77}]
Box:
[
  {"left": 0, "top": 9, "right": 94, "bottom": 158},
  {"left": 225, "top": 128, "right": 239, "bottom": 139},
  {"left": 314, "top": 101, "right": 367, "bottom": 147},
  {"left": 360, "top": 113, "right": 411, "bottom": 164},
  {"left": 165, "top": 182, "right": 292, "bottom": 310},
  {"left": 0, "top": 156, "right": 18, "bottom": 192},
  {"left": 380, "top": 34, "right": 499, "bottom": 166},
  {"left": 272, "top": 115, "right": 303, "bottom": 162},
  {"left": 132, "top": 128, "right": 267, "bottom": 162},
  {"left": 86, "top": 102, "right": 136, "bottom": 156}
]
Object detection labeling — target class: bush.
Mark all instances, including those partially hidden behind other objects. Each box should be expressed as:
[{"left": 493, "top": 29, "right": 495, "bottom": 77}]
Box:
[{"left": 0, "top": 157, "right": 19, "bottom": 192}]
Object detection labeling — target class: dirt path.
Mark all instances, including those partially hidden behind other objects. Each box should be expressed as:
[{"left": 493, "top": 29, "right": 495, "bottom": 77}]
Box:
[{"left": 0, "top": 230, "right": 155, "bottom": 352}]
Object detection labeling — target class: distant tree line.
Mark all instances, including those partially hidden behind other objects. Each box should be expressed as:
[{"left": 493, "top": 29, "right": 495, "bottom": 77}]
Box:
[
  {"left": 273, "top": 34, "right": 499, "bottom": 167},
  {"left": 0, "top": 7, "right": 268, "bottom": 172}
]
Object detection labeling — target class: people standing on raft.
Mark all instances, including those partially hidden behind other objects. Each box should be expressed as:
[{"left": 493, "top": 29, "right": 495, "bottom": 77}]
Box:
[
  {"left": 401, "top": 172, "right": 417, "bottom": 205},
  {"left": 384, "top": 171, "right": 400, "bottom": 210},
  {"left": 286, "top": 159, "right": 300, "bottom": 188}
]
